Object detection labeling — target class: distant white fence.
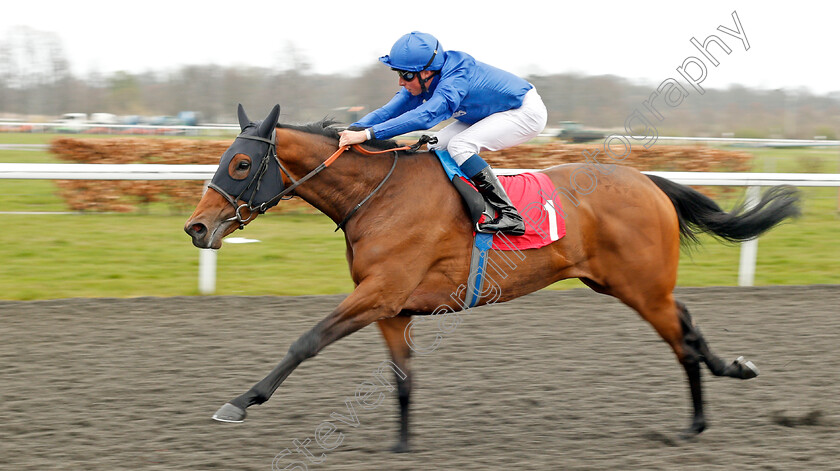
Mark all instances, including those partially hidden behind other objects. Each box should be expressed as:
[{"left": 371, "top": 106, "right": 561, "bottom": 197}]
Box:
[
  {"left": 0, "top": 122, "right": 238, "bottom": 135},
  {"left": 3, "top": 122, "right": 840, "bottom": 146},
  {"left": 0, "top": 163, "right": 218, "bottom": 180},
  {"left": 621, "top": 136, "right": 840, "bottom": 147},
  {"left": 1, "top": 163, "right": 838, "bottom": 292}
]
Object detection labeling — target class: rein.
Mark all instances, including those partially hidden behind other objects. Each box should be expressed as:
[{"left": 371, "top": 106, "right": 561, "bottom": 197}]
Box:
[
  {"left": 325, "top": 136, "right": 433, "bottom": 230},
  {"left": 215, "top": 136, "right": 416, "bottom": 232},
  {"left": 332, "top": 144, "right": 403, "bottom": 232}
]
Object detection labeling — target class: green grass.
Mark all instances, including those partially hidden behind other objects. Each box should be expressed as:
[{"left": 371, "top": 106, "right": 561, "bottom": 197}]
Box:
[
  {"left": 0, "top": 132, "right": 59, "bottom": 145},
  {"left": 674, "top": 187, "right": 840, "bottom": 286},
  {"left": 741, "top": 146, "right": 840, "bottom": 173},
  {"left": 0, "top": 211, "right": 353, "bottom": 300},
  {"left": 1, "top": 137, "right": 838, "bottom": 300}
]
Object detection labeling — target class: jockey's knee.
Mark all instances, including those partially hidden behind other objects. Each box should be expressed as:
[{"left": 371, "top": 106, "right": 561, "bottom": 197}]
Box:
[{"left": 447, "top": 140, "right": 479, "bottom": 166}]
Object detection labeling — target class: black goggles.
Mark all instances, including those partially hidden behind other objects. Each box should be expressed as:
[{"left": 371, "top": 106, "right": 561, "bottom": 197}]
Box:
[{"left": 393, "top": 69, "right": 417, "bottom": 81}]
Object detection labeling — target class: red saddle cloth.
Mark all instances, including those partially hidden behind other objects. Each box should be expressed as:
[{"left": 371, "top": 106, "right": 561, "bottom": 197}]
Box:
[{"left": 492, "top": 172, "right": 565, "bottom": 251}]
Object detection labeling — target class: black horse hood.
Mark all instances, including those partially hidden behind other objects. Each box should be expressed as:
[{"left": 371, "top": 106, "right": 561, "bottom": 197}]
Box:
[{"left": 210, "top": 104, "right": 283, "bottom": 210}]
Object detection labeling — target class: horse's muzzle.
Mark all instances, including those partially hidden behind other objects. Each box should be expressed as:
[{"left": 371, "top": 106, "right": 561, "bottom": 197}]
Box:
[
  {"left": 184, "top": 187, "right": 244, "bottom": 249},
  {"left": 184, "top": 217, "right": 232, "bottom": 249},
  {"left": 185, "top": 221, "right": 210, "bottom": 248}
]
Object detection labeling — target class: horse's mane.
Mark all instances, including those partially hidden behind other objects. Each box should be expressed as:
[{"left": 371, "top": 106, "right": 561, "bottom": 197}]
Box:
[{"left": 276, "top": 119, "right": 400, "bottom": 151}]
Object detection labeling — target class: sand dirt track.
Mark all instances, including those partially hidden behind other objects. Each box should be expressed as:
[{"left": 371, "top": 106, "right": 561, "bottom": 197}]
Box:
[{"left": 1, "top": 285, "right": 838, "bottom": 470}]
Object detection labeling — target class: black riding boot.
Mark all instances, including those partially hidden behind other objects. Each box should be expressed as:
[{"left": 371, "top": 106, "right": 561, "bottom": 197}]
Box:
[{"left": 469, "top": 166, "right": 526, "bottom": 236}]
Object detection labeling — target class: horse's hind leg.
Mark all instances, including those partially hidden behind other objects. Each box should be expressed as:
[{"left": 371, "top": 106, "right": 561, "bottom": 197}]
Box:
[
  {"left": 629, "top": 296, "right": 761, "bottom": 437},
  {"left": 624, "top": 293, "right": 709, "bottom": 436},
  {"left": 677, "top": 301, "right": 760, "bottom": 380}
]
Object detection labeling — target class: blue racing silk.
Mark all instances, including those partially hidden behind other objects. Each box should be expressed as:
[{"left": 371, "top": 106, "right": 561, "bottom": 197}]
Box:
[{"left": 351, "top": 51, "right": 533, "bottom": 140}]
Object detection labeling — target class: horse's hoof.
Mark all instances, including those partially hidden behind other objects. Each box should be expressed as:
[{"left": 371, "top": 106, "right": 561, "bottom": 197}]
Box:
[
  {"left": 390, "top": 441, "right": 410, "bottom": 453},
  {"left": 733, "top": 356, "right": 759, "bottom": 379},
  {"left": 212, "top": 403, "right": 246, "bottom": 423},
  {"left": 678, "top": 429, "right": 699, "bottom": 440},
  {"left": 678, "top": 427, "right": 703, "bottom": 440},
  {"left": 679, "top": 418, "right": 706, "bottom": 440}
]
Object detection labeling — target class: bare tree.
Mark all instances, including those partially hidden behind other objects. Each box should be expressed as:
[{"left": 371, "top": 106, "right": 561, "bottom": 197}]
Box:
[{"left": 0, "top": 26, "right": 71, "bottom": 114}]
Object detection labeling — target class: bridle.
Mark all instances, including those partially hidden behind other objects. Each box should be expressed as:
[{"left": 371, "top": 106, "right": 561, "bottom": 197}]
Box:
[
  {"left": 208, "top": 128, "right": 423, "bottom": 232},
  {"left": 207, "top": 130, "right": 286, "bottom": 229}
]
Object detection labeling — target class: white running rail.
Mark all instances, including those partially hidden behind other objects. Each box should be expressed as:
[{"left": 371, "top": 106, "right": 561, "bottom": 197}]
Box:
[{"left": 1, "top": 163, "right": 838, "bottom": 292}]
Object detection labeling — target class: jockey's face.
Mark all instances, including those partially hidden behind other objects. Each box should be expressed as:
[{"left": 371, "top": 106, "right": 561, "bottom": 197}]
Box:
[{"left": 399, "top": 70, "right": 435, "bottom": 96}]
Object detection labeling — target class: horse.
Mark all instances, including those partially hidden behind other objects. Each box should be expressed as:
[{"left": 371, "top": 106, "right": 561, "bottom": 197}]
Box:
[{"left": 184, "top": 104, "right": 800, "bottom": 451}]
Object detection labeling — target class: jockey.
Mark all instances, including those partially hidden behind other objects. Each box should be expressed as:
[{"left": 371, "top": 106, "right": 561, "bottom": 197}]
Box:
[{"left": 338, "top": 31, "right": 548, "bottom": 236}]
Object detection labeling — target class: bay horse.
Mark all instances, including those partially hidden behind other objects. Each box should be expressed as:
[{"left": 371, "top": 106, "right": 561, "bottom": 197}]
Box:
[{"left": 184, "top": 104, "right": 800, "bottom": 451}]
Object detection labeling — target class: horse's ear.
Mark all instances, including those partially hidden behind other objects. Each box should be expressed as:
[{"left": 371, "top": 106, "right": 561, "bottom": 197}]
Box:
[
  {"left": 237, "top": 104, "right": 250, "bottom": 131},
  {"left": 258, "top": 104, "right": 281, "bottom": 138}
]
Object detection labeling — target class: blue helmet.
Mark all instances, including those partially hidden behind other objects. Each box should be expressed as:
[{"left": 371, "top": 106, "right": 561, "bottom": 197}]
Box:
[{"left": 379, "top": 31, "right": 445, "bottom": 72}]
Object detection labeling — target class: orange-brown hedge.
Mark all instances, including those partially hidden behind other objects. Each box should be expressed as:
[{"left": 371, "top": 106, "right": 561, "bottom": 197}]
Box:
[
  {"left": 50, "top": 138, "right": 752, "bottom": 212},
  {"left": 482, "top": 142, "right": 752, "bottom": 173}
]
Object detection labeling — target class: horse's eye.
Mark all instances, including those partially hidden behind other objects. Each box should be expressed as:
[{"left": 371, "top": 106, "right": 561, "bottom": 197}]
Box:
[{"left": 228, "top": 154, "right": 251, "bottom": 180}]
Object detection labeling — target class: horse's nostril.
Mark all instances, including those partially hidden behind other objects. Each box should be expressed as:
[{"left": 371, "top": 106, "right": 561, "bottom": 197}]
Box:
[{"left": 188, "top": 223, "right": 206, "bottom": 236}]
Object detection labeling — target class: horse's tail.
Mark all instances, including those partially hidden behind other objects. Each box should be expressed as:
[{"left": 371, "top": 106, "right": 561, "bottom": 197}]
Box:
[{"left": 646, "top": 174, "right": 801, "bottom": 245}]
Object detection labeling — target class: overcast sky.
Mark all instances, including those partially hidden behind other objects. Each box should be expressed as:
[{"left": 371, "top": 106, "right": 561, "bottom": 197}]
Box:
[{"left": 2, "top": 0, "right": 837, "bottom": 94}]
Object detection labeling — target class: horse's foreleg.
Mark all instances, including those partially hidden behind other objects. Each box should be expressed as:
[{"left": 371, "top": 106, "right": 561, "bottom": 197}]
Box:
[
  {"left": 212, "top": 281, "right": 406, "bottom": 423},
  {"left": 376, "top": 315, "right": 414, "bottom": 453}
]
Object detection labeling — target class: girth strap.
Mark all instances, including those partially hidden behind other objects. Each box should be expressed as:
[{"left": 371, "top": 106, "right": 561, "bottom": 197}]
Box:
[{"left": 465, "top": 232, "right": 494, "bottom": 308}]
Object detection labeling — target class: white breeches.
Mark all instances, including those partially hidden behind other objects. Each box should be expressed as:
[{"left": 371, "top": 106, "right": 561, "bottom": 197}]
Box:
[{"left": 429, "top": 87, "right": 548, "bottom": 165}]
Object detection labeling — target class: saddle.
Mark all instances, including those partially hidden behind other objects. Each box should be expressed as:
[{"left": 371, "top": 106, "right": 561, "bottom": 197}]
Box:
[
  {"left": 428, "top": 147, "right": 565, "bottom": 308},
  {"left": 431, "top": 148, "right": 566, "bottom": 251},
  {"left": 431, "top": 149, "right": 495, "bottom": 226}
]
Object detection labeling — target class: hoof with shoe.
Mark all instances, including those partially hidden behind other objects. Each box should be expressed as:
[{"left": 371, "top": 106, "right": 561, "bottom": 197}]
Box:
[
  {"left": 212, "top": 403, "right": 247, "bottom": 423},
  {"left": 730, "top": 355, "right": 759, "bottom": 379}
]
